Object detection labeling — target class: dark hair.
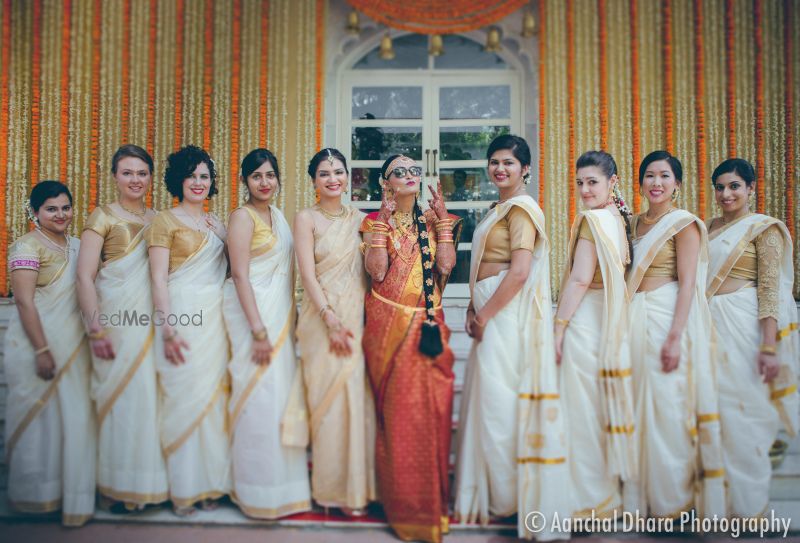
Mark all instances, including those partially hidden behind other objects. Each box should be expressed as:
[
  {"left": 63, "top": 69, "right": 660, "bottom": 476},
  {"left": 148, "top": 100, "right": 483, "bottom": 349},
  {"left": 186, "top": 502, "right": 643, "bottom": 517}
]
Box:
[
  {"left": 164, "top": 145, "right": 218, "bottom": 201},
  {"left": 30, "top": 180, "right": 73, "bottom": 211},
  {"left": 486, "top": 134, "right": 532, "bottom": 182},
  {"left": 576, "top": 150, "right": 633, "bottom": 269},
  {"left": 240, "top": 148, "right": 281, "bottom": 192},
  {"left": 378, "top": 154, "right": 443, "bottom": 357},
  {"left": 111, "top": 144, "right": 154, "bottom": 174},
  {"left": 711, "top": 158, "right": 755, "bottom": 186},
  {"left": 307, "top": 148, "right": 349, "bottom": 179},
  {"left": 638, "top": 150, "right": 683, "bottom": 185}
]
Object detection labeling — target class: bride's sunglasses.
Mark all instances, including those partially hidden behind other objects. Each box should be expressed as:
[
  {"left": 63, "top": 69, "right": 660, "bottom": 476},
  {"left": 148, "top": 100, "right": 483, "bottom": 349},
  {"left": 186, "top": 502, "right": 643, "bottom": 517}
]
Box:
[{"left": 389, "top": 166, "right": 423, "bottom": 178}]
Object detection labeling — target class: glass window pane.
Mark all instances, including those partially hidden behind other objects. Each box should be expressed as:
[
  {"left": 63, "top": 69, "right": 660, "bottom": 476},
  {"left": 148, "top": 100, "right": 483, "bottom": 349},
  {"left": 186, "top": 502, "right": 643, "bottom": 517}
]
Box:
[
  {"left": 350, "top": 167, "right": 384, "bottom": 203},
  {"left": 352, "top": 87, "right": 423, "bottom": 120},
  {"left": 447, "top": 208, "right": 492, "bottom": 284},
  {"left": 439, "top": 86, "right": 511, "bottom": 120},
  {"left": 434, "top": 35, "right": 508, "bottom": 69},
  {"left": 351, "top": 127, "right": 422, "bottom": 161},
  {"left": 353, "top": 34, "right": 428, "bottom": 70},
  {"left": 439, "top": 125, "right": 510, "bottom": 161},
  {"left": 439, "top": 168, "right": 498, "bottom": 202}
]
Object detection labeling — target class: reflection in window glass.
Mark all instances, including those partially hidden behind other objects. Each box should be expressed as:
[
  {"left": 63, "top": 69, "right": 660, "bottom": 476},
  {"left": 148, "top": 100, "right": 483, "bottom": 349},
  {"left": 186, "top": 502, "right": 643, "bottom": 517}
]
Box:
[
  {"left": 439, "top": 86, "right": 511, "bottom": 120},
  {"left": 353, "top": 34, "right": 428, "bottom": 70},
  {"left": 440, "top": 168, "right": 498, "bottom": 202},
  {"left": 439, "top": 126, "right": 510, "bottom": 161},
  {"left": 352, "top": 87, "right": 423, "bottom": 120},
  {"left": 350, "top": 167, "right": 384, "bottom": 203},
  {"left": 434, "top": 35, "right": 508, "bottom": 69},
  {"left": 447, "top": 208, "right": 491, "bottom": 284},
  {"left": 351, "top": 127, "right": 423, "bottom": 161}
]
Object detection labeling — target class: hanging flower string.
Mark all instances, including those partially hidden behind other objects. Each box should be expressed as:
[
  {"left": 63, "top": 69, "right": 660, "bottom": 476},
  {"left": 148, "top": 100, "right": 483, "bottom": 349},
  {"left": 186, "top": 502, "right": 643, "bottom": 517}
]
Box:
[{"left": 694, "top": 0, "right": 706, "bottom": 219}]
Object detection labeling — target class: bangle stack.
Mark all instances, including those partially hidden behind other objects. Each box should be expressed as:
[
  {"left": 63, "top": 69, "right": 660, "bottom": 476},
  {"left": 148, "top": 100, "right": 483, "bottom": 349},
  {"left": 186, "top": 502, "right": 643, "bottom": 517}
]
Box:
[
  {"left": 435, "top": 218, "right": 454, "bottom": 244},
  {"left": 555, "top": 318, "right": 570, "bottom": 328},
  {"left": 370, "top": 221, "right": 390, "bottom": 249},
  {"left": 252, "top": 328, "right": 268, "bottom": 341}
]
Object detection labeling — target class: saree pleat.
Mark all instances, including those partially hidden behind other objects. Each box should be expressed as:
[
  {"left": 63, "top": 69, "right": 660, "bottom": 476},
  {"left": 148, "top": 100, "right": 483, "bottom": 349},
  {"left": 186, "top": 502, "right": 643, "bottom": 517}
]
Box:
[
  {"left": 224, "top": 206, "right": 311, "bottom": 518},
  {"left": 296, "top": 207, "right": 376, "bottom": 509},
  {"left": 92, "top": 230, "right": 167, "bottom": 505},
  {"left": 4, "top": 236, "right": 96, "bottom": 526}
]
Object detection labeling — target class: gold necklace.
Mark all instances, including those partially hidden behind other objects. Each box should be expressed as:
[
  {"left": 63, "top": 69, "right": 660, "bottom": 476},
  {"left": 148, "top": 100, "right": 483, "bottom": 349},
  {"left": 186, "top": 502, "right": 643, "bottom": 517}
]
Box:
[
  {"left": 640, "top": 206, "right": 675, "bottom": 225},
  {"left": 120, "top": 202, "right": 146, "bottom": 216},
  {"left": 178, "top": 206, "right": 210, "bottom": 231},
  {"left": 315, "top": 204, "right": 346, "bottom": 220}
]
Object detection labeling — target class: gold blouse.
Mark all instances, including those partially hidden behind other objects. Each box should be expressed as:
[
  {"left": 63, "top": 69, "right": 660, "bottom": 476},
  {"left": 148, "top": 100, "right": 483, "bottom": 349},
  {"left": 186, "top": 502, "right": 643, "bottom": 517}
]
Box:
[
  {"left": 727, "top": 224, "right": 782, "bottom": 321},
  {"left": 577, "top": 219, "right": 603, "bottom": 285},
  {"left": 7, "top": 232, "right": 70, "bottom": 287},
  {"left": 239, "top": 205, "right": 276, "bottom": 256},
  {"left": 633, "top": 215, "right": 678, "bottom": 279},
  {"left": 481, "top": 206, "right": 536, "bottom": 264},
  {"left": 83, "top": 204, "right": 145, "bottom": 263},
  {"left": 144, "top": 209, "right": 206, "bottom": 273}
]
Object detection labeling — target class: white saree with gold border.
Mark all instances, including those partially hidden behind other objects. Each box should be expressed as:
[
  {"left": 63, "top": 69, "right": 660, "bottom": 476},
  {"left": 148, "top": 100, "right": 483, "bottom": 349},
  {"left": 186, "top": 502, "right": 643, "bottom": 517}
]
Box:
[
  {"left": 92, "top": 224, "right": 168, "bottom": 506},
  {"left": 453, "top": 195, "right": 570, "bottom": 540},
  {"left": 294, "top": 207, "right": 376, "bottom": 510},
  {"left": 157, "top": 230, "right": 231, "bottom": 507},
  {"left": 4, "top": 236, "right": 96, "bottom": 526},
  {"left": 707, "top": 214, "right": 798, "bottom": 517},
  {"left": 624, "top": 209, "right": 725, "bottom": 519},
  {"left": 223, "top": 207, "right": 311, "bottom": 518},
  {"left": 559, "top": 210, "right": 636, "bottom": 519}
]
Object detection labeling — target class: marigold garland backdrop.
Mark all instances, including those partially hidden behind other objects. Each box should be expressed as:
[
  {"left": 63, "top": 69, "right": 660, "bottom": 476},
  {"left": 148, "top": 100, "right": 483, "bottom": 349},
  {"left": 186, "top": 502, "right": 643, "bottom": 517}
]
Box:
[{"left": 0, "top": 0, "right": 798, "bottom": 298}]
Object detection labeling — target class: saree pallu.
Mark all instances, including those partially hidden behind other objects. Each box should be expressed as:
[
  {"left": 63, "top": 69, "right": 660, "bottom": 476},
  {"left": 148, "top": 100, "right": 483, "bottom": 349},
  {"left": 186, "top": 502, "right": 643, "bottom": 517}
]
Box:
[
  {"left": 362, "top": 212, "right": 459, "bottom": 543},
  {"left": 157, "top": 232, "right": 231, "bottom": 507},
  {"left": 295, "top": 207, "right": 376, "bottom": 509},
  {"left": 559, "top": 210, "right": 635, "bottom": 519},
  {"left": 454, "top": 196, "right": 570, "bottom": 541},
  {"left": 707, "top": 215, "right": 798, "bottom": 517},
  {"left": 625, "top": 210, "right": 725, "bottom": 519},
  {"left": 224, "top": 207, "right": 311, "bottom": 518},
  {"left": 4, "top": 237, "right": 96, "bottom": 526},
  {"left": 92, "top": 228, "right": 168, "bottom": 506}
]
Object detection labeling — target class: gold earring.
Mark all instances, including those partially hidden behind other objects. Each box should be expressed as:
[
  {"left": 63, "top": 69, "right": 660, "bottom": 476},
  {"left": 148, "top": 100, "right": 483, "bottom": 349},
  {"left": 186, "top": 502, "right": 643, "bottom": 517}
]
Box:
[{"left": 671, "top": 187, "right": 680, "bottom": 202}]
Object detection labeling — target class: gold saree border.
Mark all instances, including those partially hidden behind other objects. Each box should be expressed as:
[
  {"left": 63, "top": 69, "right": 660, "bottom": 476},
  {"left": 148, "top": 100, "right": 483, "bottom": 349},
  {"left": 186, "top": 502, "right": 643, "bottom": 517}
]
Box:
[
  {"left": 163, "top": 378, "right": 228, "bottom": 457},
  {"left": 518, "top": 393, "right": 560, "bottom": 400},
  {"left": 229, "top": 311, "right": 292, "bottom": 426},
  {"left": 97, "top": 485, "right": 168, "bottom": 507},
  {"left": 391, "top": 521, "right": 441, "bottom": 543},
  {"left": 6, "top": 338, "right": 85, "bottom": 461},
  {"left": 230, "top": 492, "right": 311, "bottom": 520},
  {"left": 9, "top": 498, "right": 61, "bottom": 513},
  {"left": 573, "top": 493, "right": 619, "bottom": 519},
  {"left": 516, "top": 456, "right": 566, "bottom": 465},
  {"left": 170, "top": 490, "right": 227, "bottom": 509},
  {"left": 706, "top": 217, "right": 775, "bottom": 298},
  {"left": 97, "top": 325, "right": 155, "bottom": 426}
]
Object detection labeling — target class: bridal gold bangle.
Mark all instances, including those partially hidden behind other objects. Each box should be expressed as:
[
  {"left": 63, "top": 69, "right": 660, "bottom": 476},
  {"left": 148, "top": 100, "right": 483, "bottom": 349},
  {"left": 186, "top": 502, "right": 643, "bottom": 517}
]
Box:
[
  {"left": 252, "top": 328, "right": 268, "bottom": 341},
  {"left": 759, "top": 344, "right": 777, "bottom": 355},
  {"left": 555, "top": 318, "right": 570, "bottom": 328},
  {"left": 34, "top": 345, "right": 50, "bottom": 355}
]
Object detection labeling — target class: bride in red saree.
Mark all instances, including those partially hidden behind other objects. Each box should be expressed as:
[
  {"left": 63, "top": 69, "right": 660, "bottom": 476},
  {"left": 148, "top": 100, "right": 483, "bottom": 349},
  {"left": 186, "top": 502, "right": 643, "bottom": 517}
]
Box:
[{"left": 360, "top": 155, "right": 461, "bottom": 543}]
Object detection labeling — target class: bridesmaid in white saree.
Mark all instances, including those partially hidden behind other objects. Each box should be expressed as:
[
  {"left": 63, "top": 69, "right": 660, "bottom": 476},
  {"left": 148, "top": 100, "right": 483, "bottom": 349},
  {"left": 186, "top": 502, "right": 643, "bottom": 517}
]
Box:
[
  {"left": 4, "top": 181, "right": 95, "bottom": 526},
  {"left": 625, "top": 151, "right": 725, "bottom": 519},
  {"left": 706, "top": 158, "right": 798, "bottom": 518},
  {"left": 553, "top": 151, "right": 635, "bottom": 520},
  {"left": 147, "top": 146, "right": 231, "bottom": 515},
  {"left": 224, "top": 148, "right": 311, "bottom": 519},
  {"left": 454, "top": 135, "right": 570, "bottom": 540},
  {"left": 294, "top": 148, "right": 375, "bottom": 515},
  {"left": 77, "top": 145, "right": 168, "bottom": 511}
]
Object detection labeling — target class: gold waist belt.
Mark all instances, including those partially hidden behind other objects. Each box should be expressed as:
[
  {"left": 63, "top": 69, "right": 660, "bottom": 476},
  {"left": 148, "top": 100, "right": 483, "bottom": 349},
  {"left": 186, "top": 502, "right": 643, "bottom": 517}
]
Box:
[{"left": 370, "top": 289, "right": 442, "bottom": 313}]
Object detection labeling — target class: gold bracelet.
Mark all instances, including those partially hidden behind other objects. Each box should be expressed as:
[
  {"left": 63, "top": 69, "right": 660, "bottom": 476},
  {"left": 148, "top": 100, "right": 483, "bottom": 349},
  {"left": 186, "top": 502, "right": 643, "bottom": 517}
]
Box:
[
  {"left": 34, "top": 345, "right": 50, "bottom": 355},
  {"left": 370, "top": 244, "right": 387, "bottom": 249},
  {"left": 319, "top": 304, "right": 333, "bottom": 319},
  {"left": 87, "top": 328, "right": 107, "bottom": 340},
  {"left": 252, "top": 327, "right": 268, "bottom": 341},
  {"left": 759, "top": 344, "right": 777, "bottom": 355},
  {"left": 437, "top": 239, "right": 454, "bottom": 244},
  {"left": 555, "top": 318, "right": 570, "bottom": 327}
]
